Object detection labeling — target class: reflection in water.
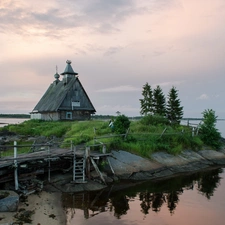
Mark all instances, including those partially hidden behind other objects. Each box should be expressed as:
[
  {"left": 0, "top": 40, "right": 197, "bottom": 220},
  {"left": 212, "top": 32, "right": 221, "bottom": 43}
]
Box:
[
  {"left": 63, "top": 167, "right": 223, "bottom": 224},
  {"left": 110, "top": 195, "right": 130, "bottom": 218},
  {"left": 197, "top": 168, "right": 221, "bottom": 199}
]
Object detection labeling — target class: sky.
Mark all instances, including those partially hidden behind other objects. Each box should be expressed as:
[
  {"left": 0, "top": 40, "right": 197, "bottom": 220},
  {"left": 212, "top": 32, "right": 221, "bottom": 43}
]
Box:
[{"left": 1, "top": 0, "right": 225, "bottom": 118}]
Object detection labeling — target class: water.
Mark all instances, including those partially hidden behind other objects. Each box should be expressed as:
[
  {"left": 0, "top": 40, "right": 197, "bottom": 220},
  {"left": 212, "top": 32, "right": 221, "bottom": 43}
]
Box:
[
  {"left": 64, "top": 167, "right": 225, "bottom": 225},
  {"left": 0, "top": 118, "right": 29, "bottom": 128},
  {"left": 181, "top": 119, "right": 225, "bottom": 138}
]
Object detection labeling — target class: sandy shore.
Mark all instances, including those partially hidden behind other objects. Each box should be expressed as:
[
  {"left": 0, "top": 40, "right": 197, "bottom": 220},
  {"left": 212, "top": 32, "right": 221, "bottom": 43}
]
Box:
[{"left": 0, "top": 191, "right": 66, "bottom": 225}]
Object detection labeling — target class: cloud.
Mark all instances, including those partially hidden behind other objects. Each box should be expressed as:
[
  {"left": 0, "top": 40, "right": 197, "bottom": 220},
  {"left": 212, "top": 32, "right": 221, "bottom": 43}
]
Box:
[
  {"left": 103, "top": 46, "right": 124, "bottom": 56},
  {"left": 0, "top": 0, "right": 180, "bottom": 40},
  {"left": 2, "top": 0, "right": 225, "bottom": 118},
  {"left": 154, "top": 80, "right": 185, "bottom": 87},
  {"left": 94, "top": 23, "right": 120, "bottom": 34},
  {"left": 0, "top": 0, "right": 138, "bottom": 38},
  {"left": 78, "top": 0, "right": 137, "bottom": 22},
  {"left": 96, "top": 85, "right": 140, "bottom": 93},
  {"left": 197, "top": 94, "right": 209, "bottom": 100}
]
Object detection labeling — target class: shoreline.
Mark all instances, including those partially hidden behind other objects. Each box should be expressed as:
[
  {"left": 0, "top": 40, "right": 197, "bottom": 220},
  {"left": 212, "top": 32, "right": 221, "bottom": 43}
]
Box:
[
  {"left": 1, "top": 148, "right": 225, "bottom": 224},
  {"left": 0, "top": 191, "right": 66, "bottom": 225}
]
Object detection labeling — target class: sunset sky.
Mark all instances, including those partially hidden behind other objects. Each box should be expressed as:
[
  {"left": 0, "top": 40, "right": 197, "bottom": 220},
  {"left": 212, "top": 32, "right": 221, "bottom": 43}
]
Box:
[{"left": 1, "top": 0, "right": 225, "bottom": 118}]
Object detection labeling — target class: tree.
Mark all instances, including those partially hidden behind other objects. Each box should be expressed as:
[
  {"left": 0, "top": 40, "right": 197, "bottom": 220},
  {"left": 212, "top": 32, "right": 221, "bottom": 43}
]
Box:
[
  {"left": 152, "top": 85, "right": 166, "bottom": 116},
  {"left": 166, "top": 86, "right": 183, "bottom": 124},
  {"left": 139, "top": 82, "right": 153, "bottom": 115},
  {"left": 116, "top": 111, "right": 121, "bottom": 116},
  {"left": 199, "top": 109, "right": 222, "bottom": 149}
]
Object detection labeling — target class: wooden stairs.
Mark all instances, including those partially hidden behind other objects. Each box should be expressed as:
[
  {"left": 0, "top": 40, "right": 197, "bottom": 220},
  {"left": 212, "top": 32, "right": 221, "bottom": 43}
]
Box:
[{"left": 72, "top": 145, "right": 86, "bottom": 183}]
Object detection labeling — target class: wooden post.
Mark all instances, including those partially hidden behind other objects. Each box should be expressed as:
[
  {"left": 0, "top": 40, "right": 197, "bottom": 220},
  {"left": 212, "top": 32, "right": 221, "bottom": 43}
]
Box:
[
  {"left": 160, "top": 128, "right": 167, "bottom": 138},
  {"left": 85, "top": 147, "right": 91, "bottom": 179},
  {"left": 124, "top": 128, "right": 130, "bottom": 139},
  {"left": 73, "top": 145, "right": 76, "bottom": 182},
  {"left": 14, "top": 141, "right": 19, "bottom": 191},
  {"left": 48, "top": 145, "right": 51, "bottom": 182},
  {"left": 192, "top": 127, "right": 195, "bottom": 137},
  {"left": 102, "top": 144, "right": 106, "bottom": 154}
]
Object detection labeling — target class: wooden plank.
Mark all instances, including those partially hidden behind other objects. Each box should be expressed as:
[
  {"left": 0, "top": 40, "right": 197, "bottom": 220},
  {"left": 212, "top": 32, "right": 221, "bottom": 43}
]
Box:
[
  {"left": 107, "top": 156, "right": 115, "bottom": 175},
  {"left": 90, "top": 157, "right": 106, "bottom": 185}
]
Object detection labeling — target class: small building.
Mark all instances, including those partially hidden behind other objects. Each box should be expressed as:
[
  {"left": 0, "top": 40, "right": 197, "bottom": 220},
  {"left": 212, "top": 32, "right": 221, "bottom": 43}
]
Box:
[{"left": 31, "top": 60, "right": 96, "bottom": 121}]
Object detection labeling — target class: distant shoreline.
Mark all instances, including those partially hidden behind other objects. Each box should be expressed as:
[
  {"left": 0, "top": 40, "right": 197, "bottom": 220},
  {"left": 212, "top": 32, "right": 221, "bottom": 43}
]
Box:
[
  {"left": 0, "top": 114, "right": 30, "bottom": 119},
  {"left": 0, "top": 115, "right": 224, "bottom": 121}
]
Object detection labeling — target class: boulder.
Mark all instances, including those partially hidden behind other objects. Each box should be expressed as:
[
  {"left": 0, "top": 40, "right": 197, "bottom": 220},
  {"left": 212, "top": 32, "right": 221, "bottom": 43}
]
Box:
[{"left": 0, "top": 190, "right": 19, "bottom": 212}]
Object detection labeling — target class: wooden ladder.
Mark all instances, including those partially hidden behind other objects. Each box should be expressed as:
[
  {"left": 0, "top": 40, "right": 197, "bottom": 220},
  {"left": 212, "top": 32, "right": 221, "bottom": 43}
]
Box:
[{"left": 73, "top": 146, "right": 86, "bottom": 183}]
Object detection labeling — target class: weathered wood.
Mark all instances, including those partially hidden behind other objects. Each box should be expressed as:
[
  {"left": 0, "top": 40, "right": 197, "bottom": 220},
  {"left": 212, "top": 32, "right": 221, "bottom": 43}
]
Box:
[
  {"left": 107, "top": 156, "right": 115, "bottom": 175},
  {"left": 48, "top": 146, "right": 51, "bottom": 182},
  {"left": 90, "top": 157, "right": 106, "bottom": 185},
  {"left": 0, "top": 143, "right": 111, "bottom": 187},
  {"left": 160, "top": 128, "right": 167, "bottom": 138},
  {"left": 14, "top": 141, "right": 18, "bottom": 191},
  {"left": 0, "top": 143, "right": 52, "bottom": 150},
  {"left": 73, "top": 146, "right": 76, "bottom": 182},
  {"left": 124, "top": 128, "right": 130, "bottom": 139},
  {"left": 85, "top": 147, "right": 91, "bottom": 179}
]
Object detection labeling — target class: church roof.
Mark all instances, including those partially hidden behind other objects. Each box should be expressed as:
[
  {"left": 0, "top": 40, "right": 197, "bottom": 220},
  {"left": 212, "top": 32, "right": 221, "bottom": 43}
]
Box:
[
  {"left": 32, "top": 77, "right": 96, "bottom": 113},
  {"left": 31, "top": 60, "right": 96, "bottom": 114},
  {"left": 61, "top": 60, "right": 78, "bottom": 75}
]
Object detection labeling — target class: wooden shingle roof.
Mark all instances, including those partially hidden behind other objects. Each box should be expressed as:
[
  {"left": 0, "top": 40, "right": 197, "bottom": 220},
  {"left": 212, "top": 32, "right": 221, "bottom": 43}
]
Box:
[
  {"left": 32, "top": 61, "right": 96, "bottom": 114},
  {"left": 32, "top": 77, "right": 96, "bottom": 113}
]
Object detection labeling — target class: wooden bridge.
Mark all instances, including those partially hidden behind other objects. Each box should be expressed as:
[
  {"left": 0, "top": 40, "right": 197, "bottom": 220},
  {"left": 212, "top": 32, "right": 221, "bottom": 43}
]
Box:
[{"left": 0, "top": 142, "right": 113, "bottom": 193}]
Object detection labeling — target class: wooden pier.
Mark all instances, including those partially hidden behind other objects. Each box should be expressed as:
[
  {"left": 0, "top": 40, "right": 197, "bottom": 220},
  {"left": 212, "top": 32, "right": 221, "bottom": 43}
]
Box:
[{"left": 0, "top": 142, "right": 112, "bottom": 193}]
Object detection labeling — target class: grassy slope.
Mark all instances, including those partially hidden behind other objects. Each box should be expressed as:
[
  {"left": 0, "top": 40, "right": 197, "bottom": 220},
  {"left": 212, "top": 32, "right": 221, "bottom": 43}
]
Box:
[{"left": 0, "top": 119, "right": 206, "bottom": 158}]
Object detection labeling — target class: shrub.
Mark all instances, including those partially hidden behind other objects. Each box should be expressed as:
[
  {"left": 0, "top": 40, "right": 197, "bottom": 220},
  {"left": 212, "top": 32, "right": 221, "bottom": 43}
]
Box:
[
  {"left": 113, "top": 115, "right": 131, "bottom": 135},
  {"left": 199, "top": 109, "right": 222, "bottom": 149}
]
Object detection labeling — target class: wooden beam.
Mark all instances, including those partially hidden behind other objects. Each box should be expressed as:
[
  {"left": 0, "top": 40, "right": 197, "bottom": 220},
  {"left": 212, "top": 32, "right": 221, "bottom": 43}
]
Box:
[{"left": 90, "top": 157, "right": 106, "bottom": 185}]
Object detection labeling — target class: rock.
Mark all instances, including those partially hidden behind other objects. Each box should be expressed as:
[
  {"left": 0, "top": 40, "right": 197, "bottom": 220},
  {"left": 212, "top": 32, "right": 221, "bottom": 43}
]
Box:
[
  {"left": 107, "top": 150, "right": 162, "bottom": 179},
  {"left": 198, "top": 150, "right": 225, "bottom": 165},
  {"left": 105, "top": 149, "right": 225, "bottom": 181},
  {"left": 0, "top": 190, "right": 19, "bottom": 212}
]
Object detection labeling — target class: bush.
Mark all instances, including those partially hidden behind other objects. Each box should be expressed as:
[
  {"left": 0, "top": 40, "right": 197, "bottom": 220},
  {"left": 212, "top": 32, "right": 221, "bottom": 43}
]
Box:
[
  {"left": 199, "top": 109, "right": 222, "bottom": 149},
  {"left": 113, "top": 115, "right": 131, "bottom": 134}
]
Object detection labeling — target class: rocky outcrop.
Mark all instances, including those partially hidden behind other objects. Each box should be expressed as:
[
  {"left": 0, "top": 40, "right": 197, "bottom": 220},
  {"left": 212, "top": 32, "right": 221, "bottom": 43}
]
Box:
[
  {"left": 0, "top": 190, "right": 19, "bottom": 212},
  {"left": 106, "top": 149, "right": 225, "bottom": 181}
]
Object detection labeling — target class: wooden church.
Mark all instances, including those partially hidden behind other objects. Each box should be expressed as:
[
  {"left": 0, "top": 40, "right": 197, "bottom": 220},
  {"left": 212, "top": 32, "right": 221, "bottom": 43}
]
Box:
[{"left": 30, "top": 60, "right": 96, "bottom": 121}]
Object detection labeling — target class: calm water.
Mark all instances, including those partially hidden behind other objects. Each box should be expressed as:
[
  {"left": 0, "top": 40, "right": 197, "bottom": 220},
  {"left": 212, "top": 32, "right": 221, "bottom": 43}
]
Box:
[
  {"left": 0, "top": 118, "right": 29, "bottom": 128},
  {"left": 181, "top": 119, "right": 225, "bottom": 138},
  {"left": 64, "top": 167, "right": 225, "bottom": 225}
]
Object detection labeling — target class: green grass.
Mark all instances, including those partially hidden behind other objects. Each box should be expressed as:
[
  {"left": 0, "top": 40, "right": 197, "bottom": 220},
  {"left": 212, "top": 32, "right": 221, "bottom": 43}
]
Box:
[{"left": 0, "top": 119, "right": 205, "bottom": 157}]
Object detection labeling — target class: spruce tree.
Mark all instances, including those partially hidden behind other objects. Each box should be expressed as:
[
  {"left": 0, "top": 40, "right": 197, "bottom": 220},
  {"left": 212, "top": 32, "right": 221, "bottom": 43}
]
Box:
[
  {"left": 166, "top": 86, "right": 183, "bottom": 124},
  {"left": 199, "top": 109, "right": 222, "bottom": 149},
  {"left": 152, "top": 85, "right": 166, "bottom": 116},
  {"left": 140, "top": 82, "right": 153, "bottom": 115}
]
